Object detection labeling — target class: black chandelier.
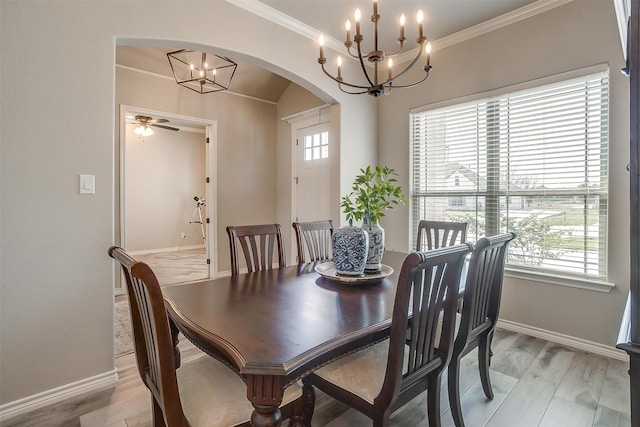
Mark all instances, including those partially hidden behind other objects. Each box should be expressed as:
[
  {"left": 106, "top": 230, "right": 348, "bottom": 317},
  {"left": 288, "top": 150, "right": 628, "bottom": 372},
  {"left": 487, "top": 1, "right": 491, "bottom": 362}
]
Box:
[
  {"left": 167, "top": 49, "right": 237, "bottom": 94},
  {"left": 317, "top": 0, "right": 432, "bottom": 97}
]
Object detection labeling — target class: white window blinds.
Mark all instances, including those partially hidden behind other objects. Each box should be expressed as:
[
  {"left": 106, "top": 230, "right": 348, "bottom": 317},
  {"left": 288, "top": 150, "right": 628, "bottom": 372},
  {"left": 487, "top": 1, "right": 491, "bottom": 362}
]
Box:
[{"left": 410, "top": 69, "right": 609, "bottom": 280}]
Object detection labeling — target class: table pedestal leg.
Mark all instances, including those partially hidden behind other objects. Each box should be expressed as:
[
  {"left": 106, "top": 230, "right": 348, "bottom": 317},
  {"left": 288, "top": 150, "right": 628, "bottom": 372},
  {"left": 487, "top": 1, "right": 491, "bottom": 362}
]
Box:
[
  {"left": 251, "top": 404, "right": 282, "bottom": 427},
  {"left": 247, "top": 375, "right": 284, "bottom": 427}
]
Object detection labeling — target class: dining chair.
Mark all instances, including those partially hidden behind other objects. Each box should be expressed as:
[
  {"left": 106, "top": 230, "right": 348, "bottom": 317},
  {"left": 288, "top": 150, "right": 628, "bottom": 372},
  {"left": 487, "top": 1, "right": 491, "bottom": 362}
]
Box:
[
  {"left": 447, "top": 232, "right": 516, "bottom": 427},
  {"left": 303, "top": 243, "right": 473, "bottom": 427},
  {"left": 292, "top": 220, "right": 334, "bottom": 263},
  {"left": 416, "top": 220, "right": 468, "bottom": 251},
  {"left": 108, "top": 246, "right": 303, "bottom": 427},
  {"left": 226, "top": 223, "right": 286, "bottom": 276}
]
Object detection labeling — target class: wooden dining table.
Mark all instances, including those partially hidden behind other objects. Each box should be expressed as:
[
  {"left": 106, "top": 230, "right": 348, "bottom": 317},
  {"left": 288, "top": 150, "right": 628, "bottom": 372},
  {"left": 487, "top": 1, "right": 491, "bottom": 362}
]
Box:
[{"left": 162, "top": 251, "right": 408, "bottom": 427}]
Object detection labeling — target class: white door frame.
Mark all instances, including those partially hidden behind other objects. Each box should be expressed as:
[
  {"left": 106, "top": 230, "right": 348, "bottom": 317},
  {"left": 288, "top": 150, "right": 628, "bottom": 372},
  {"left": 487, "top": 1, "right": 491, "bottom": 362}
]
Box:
[{"left": 117, "top": 104, "right": 218, "bottom": 293}]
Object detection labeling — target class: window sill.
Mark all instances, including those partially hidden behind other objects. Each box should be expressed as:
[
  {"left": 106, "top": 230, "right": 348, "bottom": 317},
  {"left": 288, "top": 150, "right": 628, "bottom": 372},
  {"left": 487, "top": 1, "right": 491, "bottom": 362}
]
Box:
[{"left": 505, "top": 267, "right": 615, "bottom": 293}]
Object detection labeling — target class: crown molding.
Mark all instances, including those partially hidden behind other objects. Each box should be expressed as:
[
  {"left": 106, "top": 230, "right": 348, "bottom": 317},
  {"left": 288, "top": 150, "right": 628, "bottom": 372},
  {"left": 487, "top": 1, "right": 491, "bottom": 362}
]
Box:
[
  {"left": 225, "top": 0, "right": 345, "bottom": 53},
  {"left": 227, "top": 0, "right": 573, "bottom": 65},
  {"left": 434, "top": 0, "right": 573, "bottom": 50}
]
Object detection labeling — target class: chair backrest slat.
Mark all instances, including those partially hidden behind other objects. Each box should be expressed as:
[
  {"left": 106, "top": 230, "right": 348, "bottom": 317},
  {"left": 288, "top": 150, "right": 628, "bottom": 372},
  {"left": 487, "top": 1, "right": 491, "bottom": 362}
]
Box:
[
  {"left": 227, "top": 224, "right": 286, "bottom": 275},
  {"left": 292, "top": 220, "right": 334, "bottom": 263},
  {"left": 416, "top": 220, "right": 468, "bottom": 252}
]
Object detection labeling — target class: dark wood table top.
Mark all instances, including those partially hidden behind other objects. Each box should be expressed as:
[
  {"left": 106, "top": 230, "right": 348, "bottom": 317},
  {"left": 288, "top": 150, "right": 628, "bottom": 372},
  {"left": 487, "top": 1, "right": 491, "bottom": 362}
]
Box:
[{"left": 162, "top": 251, "right": 407, "bottom": 381}]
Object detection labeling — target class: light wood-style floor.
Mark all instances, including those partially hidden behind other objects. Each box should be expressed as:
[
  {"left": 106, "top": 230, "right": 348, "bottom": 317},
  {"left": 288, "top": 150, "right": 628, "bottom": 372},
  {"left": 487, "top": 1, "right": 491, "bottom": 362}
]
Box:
[
  {"left": 2, "top": 250, "right": 630, "bottom": 427},
  {"left": 133, "top": 247, "right": 209, "bottom": 287},
  {"left": 2, "top": 329, "right": 630, "bottom": 427}
]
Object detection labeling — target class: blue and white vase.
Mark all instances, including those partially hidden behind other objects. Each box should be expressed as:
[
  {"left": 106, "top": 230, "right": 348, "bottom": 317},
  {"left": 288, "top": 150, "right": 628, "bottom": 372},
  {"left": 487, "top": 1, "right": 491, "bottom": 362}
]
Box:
[
  {"left": 362, "top": 215, "right": 384, "bottom": 274},
  {"left": 332, "top": 219, "right": 369, "bottom": 276}
]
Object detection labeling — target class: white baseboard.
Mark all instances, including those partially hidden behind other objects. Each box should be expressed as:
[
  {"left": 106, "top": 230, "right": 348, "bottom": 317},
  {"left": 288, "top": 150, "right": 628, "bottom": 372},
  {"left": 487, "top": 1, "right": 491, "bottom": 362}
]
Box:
[
  {"left": 497, "top": 319, "right": 629, "bottom": 362},
  {"left": 0, "top": 369, "right": 118, "bottom": 422},
  {"left": 127, "top": 244, "right": 205, "bottom": 256}
]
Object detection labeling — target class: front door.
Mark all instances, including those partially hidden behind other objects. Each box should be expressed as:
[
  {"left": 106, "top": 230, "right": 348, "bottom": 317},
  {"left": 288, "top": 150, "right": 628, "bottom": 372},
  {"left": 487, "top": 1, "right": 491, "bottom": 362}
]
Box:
[{"left": 295, "top": 123, "right": 331, "bottom": 224}]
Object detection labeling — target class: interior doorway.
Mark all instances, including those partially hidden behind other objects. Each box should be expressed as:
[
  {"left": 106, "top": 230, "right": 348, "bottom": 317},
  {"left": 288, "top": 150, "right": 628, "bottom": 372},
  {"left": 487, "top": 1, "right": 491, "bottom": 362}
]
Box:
[{"left": 118, "top": 105, "right": 218, "bottom": 290}]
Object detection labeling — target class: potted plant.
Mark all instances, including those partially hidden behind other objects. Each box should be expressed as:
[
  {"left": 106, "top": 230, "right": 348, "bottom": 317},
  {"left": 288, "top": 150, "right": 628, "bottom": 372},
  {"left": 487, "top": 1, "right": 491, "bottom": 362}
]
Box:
[{"left": 338, "top": 165, "right": 406, "bottom": 273}]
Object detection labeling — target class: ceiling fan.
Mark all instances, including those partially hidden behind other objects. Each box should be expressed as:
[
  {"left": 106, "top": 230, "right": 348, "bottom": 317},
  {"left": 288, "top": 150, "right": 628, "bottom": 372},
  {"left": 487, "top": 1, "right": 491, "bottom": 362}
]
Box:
[{"left": 128, "top": 115, "right": 179, "bottom": 136}]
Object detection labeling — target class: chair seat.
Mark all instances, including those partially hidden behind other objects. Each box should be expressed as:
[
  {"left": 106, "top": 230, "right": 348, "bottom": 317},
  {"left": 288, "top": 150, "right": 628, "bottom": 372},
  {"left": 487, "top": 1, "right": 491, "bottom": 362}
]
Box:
[
  {"left": 313, "top": 340, "right": 390, "bottom": 404},
  {"left": 317, "top": 311, "right": 462, "bottom": 407},
  {"left": 313, "top": 340, "right": 413, "bottom": 405},
  {"left": 177, "top": 355, "right": 303, "bottom": 426}
]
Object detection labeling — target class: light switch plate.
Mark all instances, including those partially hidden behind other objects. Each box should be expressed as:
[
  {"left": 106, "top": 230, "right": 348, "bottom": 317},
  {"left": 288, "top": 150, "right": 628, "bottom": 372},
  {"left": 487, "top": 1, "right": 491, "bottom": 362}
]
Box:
[{"left": 79, "top": 175, "right": 95, "bottom": 194}]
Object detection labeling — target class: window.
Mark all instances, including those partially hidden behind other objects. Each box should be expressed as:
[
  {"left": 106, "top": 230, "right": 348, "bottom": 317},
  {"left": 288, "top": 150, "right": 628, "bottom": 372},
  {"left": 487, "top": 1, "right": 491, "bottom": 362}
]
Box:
[
  {"left": 410, "top": 69, "right": 609, "bottom": 281},
  {"left": 304, "top": 131, "right": 329, "bottom": 161}
]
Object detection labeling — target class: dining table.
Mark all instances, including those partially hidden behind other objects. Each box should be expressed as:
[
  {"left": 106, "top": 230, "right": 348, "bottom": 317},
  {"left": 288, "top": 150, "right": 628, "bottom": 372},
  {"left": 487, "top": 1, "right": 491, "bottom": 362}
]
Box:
[{"left": 162, "top": 251, "right": 408, "bottom": 427}]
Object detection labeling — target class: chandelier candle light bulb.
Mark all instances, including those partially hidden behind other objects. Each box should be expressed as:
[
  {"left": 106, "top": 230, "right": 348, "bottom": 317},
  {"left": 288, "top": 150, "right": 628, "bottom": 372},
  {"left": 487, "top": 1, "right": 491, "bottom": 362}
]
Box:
[
  {"left": 425, "top": 43, "right": 431, "bottom": 69},
  {"left": 319, "top": 34, "right": 325, "bottom": 60},
  {"left": 345, "top": 20, "right": 351, "bottom": 44},
  {"left": 316, "top": 0, "right": 433, "bottom": 97}
]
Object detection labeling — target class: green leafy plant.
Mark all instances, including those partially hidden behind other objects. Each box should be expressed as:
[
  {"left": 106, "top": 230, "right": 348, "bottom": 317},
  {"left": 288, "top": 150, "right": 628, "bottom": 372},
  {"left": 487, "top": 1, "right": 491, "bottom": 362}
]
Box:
[{"left": 341, "top": 165, "right": 406, "bottom": 223}]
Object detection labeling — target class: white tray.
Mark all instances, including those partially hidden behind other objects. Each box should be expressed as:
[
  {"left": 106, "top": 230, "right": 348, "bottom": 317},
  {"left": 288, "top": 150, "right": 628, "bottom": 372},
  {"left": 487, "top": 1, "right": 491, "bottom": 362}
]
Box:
[{"left": 314, "top": 262, "right": 393, "bottom": 285}]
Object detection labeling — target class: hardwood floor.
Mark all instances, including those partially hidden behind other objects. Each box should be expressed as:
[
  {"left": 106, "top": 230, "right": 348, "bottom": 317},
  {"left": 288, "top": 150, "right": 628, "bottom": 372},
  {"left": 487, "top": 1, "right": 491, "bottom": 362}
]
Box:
[
  {"left": 3, "top": 250, "right": 629, "bottom": 426},
  {"left": 132, "top": 247, "right": 209, "bottom": 287},
  {"left": 2, "top": 329, "right": 630, "bottom": 427}
]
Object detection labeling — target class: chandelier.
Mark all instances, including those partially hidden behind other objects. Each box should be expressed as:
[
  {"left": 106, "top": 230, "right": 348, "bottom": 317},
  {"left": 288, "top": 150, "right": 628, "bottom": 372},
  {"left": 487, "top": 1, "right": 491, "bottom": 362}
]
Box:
[
  {"left": 317, "top": 0, "right": 432, "bottom": 97},
  {"left": 167, "top": 49, "right": 237, "bottom": 94}
]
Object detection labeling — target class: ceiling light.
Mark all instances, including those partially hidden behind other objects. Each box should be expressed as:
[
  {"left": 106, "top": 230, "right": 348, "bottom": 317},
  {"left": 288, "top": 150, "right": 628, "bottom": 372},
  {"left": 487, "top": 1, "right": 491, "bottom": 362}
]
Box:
[
  {"left": 317, "top": 0, "right": 432, "bottom": 97},
  {"left": 167, "top": 49, "right": 237, "bottom": 94},
  {"left": 134, "top": 125, "right": 154, "bottom": 137}
]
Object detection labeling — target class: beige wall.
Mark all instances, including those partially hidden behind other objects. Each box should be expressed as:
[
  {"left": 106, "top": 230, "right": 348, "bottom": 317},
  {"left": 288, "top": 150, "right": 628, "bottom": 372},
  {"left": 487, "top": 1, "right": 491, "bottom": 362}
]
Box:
[
  {"left": 0, "top": 0, "right": 376, "bottom": 406},
  {"left": 124, "top": 126, "right": 206, "bottom": 251},
  {"left": 378, "top": 0, "right": 630, "bottom": 347}
]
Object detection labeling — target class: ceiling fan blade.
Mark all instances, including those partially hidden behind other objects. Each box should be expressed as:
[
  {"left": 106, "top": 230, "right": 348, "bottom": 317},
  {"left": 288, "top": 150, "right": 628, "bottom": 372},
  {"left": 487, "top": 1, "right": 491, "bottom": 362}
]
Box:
[
  {"left": 148, "top": 118, "right": 169, "bottom": 124},
  {"left": 150, "top": 124, "right": 179, "bottom": 131}
]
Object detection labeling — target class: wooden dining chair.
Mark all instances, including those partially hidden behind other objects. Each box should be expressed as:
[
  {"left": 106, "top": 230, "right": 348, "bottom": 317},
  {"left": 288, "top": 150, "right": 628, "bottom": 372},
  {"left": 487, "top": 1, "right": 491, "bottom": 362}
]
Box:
[
  {"left": 226, "top": 224, "right": 286, "bottom": 276},
  {"left": 447, "top": 232, "right": 516, "bottom": 427},
  {"left": 292, "top": 220, "right": 334, "bottom": 263},
  {"left": 303, "top": 244, "right": 473, "bottom": 427},
  {"left": 416, "top": 220, "right": 468, "bottom": 251},
  {"left": 108, "top": 246, "right": 303, "bottom": 427}
]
